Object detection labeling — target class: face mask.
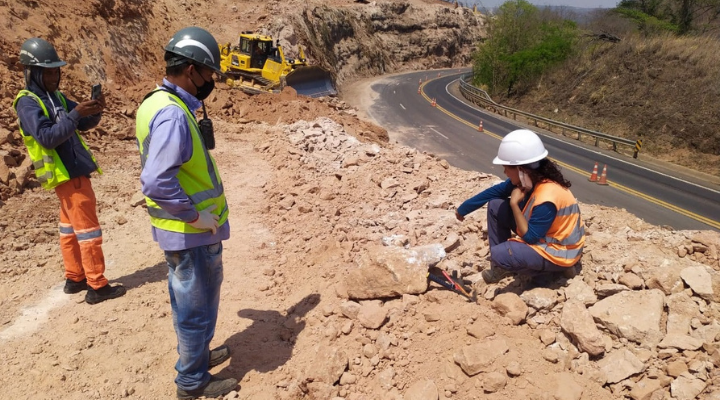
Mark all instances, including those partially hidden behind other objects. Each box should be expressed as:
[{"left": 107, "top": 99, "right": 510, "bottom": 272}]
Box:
[
  {"left": 191, "top": 67, "right": 215, "bottom": 101},
  {"left": 518, "top": 169, "right": 533, "bottom": 190}
]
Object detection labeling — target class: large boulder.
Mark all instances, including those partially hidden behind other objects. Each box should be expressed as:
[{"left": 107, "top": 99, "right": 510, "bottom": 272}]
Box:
[
  {"left": 560, "top": 300, "right": 605, "bottom": 357},
  {"left": 345, "top": 244, "right": 446, "bottom": 300},
  {"left": 589, "top": 289, "right": 665, "bottom": 346}
]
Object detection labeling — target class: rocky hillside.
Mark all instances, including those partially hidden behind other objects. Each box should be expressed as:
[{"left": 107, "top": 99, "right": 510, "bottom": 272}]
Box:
[{"left": 0, "top": 0, "right": 484, "bottom": 201}]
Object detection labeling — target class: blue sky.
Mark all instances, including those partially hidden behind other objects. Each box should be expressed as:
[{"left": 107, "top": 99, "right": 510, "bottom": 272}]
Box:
[{"left": 474, "top": 0, "right": 619, "bottom": 8}]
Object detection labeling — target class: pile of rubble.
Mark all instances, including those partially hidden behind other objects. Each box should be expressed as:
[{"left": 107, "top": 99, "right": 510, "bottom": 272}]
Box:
[{"left": 250, "top": 116, "right": 720, "bottom": 399}]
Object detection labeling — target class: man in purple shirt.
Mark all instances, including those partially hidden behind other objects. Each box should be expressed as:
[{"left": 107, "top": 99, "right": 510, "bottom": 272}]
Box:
[{"left": 134, "top": 27, "right": 237, "bottom": 399}]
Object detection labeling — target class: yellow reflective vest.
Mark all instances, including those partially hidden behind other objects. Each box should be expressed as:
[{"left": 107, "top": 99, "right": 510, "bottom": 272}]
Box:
[
  {"left": 135, "top": 89, "right": 228, "bottom": 233},
  {"left": 513, "top": 181, "right": 585, "bottom": 267},
  {"left": 12, "top": 90, "right": 101, "bottom": 190}
]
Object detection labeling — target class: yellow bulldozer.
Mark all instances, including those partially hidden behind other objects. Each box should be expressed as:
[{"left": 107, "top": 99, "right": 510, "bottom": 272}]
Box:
[{"left": 218, "top": 32, "right": 336, "bottom": 98}]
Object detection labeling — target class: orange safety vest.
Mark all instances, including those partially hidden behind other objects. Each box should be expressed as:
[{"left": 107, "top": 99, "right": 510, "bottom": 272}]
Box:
[{"left": 512, "top": 181, "right": 585, "bottom": 267}]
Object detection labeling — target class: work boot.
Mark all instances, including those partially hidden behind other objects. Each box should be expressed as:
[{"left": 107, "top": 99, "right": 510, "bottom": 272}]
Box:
[
  {"left": 481, "top": 265, "right": 513, "bottom": 284},
  {"left": 176, "top": 375, "right": 239, "bottom": 399},
  {"left": 563, "top": 260, "right": 582, "bottom": 279},
  {"left": 85, "top": 284, "right": 127, "bottom": 305},
  {"left": 528, "top": 273, "right": 559, "bottom": 289},
  {"left": 63, "top": 278, "right": 88, "bottom": 294},
  {"left": 562, "top": 265, "right": 579, "bottom": 279},
  {"left": 209, "top": 345, "right": 231, "bottom": 368}
]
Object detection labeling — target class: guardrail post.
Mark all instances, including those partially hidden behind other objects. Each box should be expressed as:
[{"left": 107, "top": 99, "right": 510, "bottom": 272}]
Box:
[
  {"left": 594, "top": 137, "right": 599, "bottom": 147},
  {"left": 613, "top": 142, "right": 617, "bottom": 152},
  {"left": 634, "top": 140, "right": 642, "bottom": 159}
]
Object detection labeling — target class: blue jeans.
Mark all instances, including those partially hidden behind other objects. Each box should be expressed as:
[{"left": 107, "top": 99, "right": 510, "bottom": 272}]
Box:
[
  {"left": 165, "top": 242, "right": 224, "bottom": 391},
  {"left": 487, "top": 199, "right": 566, "bottom": 277}
]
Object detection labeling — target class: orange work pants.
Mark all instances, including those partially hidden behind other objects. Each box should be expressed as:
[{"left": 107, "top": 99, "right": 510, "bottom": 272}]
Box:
[{"left": 54, "top": 176, "right": 108, "bottom": 290}]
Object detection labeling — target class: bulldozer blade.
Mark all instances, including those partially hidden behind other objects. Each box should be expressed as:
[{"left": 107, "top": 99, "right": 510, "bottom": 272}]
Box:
[{"left": 285, "top": 66, "right": 337, "bottom": 98}]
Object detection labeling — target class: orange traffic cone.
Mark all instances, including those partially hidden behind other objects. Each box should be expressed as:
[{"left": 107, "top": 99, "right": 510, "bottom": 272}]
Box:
[
  {"left": 437, "top": 72, "right": 441, "bottom": 77},
  {"left": 588, "top": 162, "right": 598, "bottom": 182},
  {"left": 419, "top": 78, "right": 422, "bottom": 85},
  {"left": 597, "top": 164, "right": 609, "bottom": 185},
  {"left": 418, "top": 85, "right": 421, "bottom": 94},
  {"left": 431, "top": 98, "right": 437, "bottom": 107},
  {"left": 478, "top": 120, "right": 484, "bottom": 132}
]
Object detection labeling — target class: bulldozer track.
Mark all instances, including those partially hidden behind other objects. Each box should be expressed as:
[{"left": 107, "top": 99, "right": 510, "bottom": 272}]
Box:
[{"left": 226, "top": 70, "right": 277, "bottom": 89}]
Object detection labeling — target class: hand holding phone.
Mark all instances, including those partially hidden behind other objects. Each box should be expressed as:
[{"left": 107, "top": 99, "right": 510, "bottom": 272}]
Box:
[{"left": 91, "top": 84, "right": 102, "bottom": 100}]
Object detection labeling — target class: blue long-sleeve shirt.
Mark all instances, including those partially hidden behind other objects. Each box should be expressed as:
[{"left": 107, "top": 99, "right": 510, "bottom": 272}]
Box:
[
  {"left": 15, "top": 81, "right": 101, "bottom": 178},
  {"left": 457, "top": 178, "right": 556, "bottom": 244},
  {"left": 139, "top": 79, "right": 230, "bottom": 251}
]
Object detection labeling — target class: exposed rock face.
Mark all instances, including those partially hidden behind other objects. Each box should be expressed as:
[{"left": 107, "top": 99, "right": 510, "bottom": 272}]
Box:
[{"left": 286, "top": 3, "right": 485, "bottom": 84}]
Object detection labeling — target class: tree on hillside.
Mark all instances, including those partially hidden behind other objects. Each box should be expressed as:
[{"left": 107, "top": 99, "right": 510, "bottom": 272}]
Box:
[
  {"left": 617, "top": 0, "right": 720, "bottom": 34},
  {"left": 472, "top": 0, "right": 578, "bottom": 96},
  {"left": 618, "top": 0, "right": 665, "bottom": 15}
]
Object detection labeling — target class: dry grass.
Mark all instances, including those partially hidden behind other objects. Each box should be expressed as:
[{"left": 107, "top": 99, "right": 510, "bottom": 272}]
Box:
[{"left": 500, "top": 33, "right": 720, "bottom": 177}]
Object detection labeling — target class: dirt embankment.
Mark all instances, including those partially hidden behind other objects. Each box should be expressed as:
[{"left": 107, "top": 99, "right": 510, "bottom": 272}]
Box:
[{"left": 500, "top": 34, "right": 720, "bottom": 176}]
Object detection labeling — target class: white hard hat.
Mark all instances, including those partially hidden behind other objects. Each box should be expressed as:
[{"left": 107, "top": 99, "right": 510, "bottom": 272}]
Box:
[{"left": 492, "top": 129, "right": 548, "bottom": 165}]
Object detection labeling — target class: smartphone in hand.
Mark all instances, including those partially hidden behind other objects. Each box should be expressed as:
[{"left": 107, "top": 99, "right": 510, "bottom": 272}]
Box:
[{"left": 91, "top": 84, "right": 102, "bottom": 100}]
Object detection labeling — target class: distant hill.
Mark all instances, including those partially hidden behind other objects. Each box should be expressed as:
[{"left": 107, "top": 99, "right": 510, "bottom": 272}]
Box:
[
  {"left": 470, "top": 3, "right": 607, "bottom": 20},
  {"left": 541, "top": 5, "right": 598, "bottom": 13},
  {"left": 537, "top": 5, "right": 606, "bottom": 23}
]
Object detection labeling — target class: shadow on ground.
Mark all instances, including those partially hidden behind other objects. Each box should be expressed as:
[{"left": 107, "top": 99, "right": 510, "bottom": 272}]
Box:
[
  {"left": 220, "top": 293, "right": 321, "bottom": 381},
  {"left": 113, "top": 261, "right": 167, "bottom": 289}
]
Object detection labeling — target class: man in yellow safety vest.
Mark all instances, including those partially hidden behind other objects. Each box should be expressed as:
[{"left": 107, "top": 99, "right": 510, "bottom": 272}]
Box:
[
  {"left": 134, "top": 27, "right": 237, "bottom": 399},
  {"left": 13, "top": 37, "right": 126, "bottom": 304}
]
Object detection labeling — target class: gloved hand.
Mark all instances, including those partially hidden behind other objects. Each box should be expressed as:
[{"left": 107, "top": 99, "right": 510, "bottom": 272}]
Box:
[{"left": 189, "top": 205, "right": 219, "bottom": 234}]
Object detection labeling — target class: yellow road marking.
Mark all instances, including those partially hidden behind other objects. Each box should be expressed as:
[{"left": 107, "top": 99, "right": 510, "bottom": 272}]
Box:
[{"left": 418, "top": 78, "right": 720, "bottom": 230}]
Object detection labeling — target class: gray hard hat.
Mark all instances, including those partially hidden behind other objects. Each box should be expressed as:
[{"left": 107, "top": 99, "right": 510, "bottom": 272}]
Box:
[
  {"left": 19, "top": 38, "right": 66, "bottom": 68},
  {"left": 164, "top": 26, "right": 221, "bottom": 73}
]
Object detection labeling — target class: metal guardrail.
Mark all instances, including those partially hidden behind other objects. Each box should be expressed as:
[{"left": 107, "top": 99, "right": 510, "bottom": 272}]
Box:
[{"left": 458, "top": 74, "right": 642, "bottom": 158}]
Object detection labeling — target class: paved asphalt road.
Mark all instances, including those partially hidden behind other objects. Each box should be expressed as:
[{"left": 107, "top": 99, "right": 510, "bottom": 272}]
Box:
[{"left": 361, "top": 69, "right": 720, "bottom": 232}]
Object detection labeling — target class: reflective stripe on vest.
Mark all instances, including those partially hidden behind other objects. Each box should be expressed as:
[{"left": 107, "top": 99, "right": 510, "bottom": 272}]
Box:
[
  {"left": 135, "top": 90, "right": 228, "bottom": 234},
  {"left": 517, "top": 181, "right": 585, "bottom": 267},
  {"left": 12, "top": 90, "right": 101, "bottom": 190}
]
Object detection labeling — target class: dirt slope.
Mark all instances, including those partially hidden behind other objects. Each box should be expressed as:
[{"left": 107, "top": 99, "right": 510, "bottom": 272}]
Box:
[{"left": 500, "top": 35, "right": 720, "bottom": 176}]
